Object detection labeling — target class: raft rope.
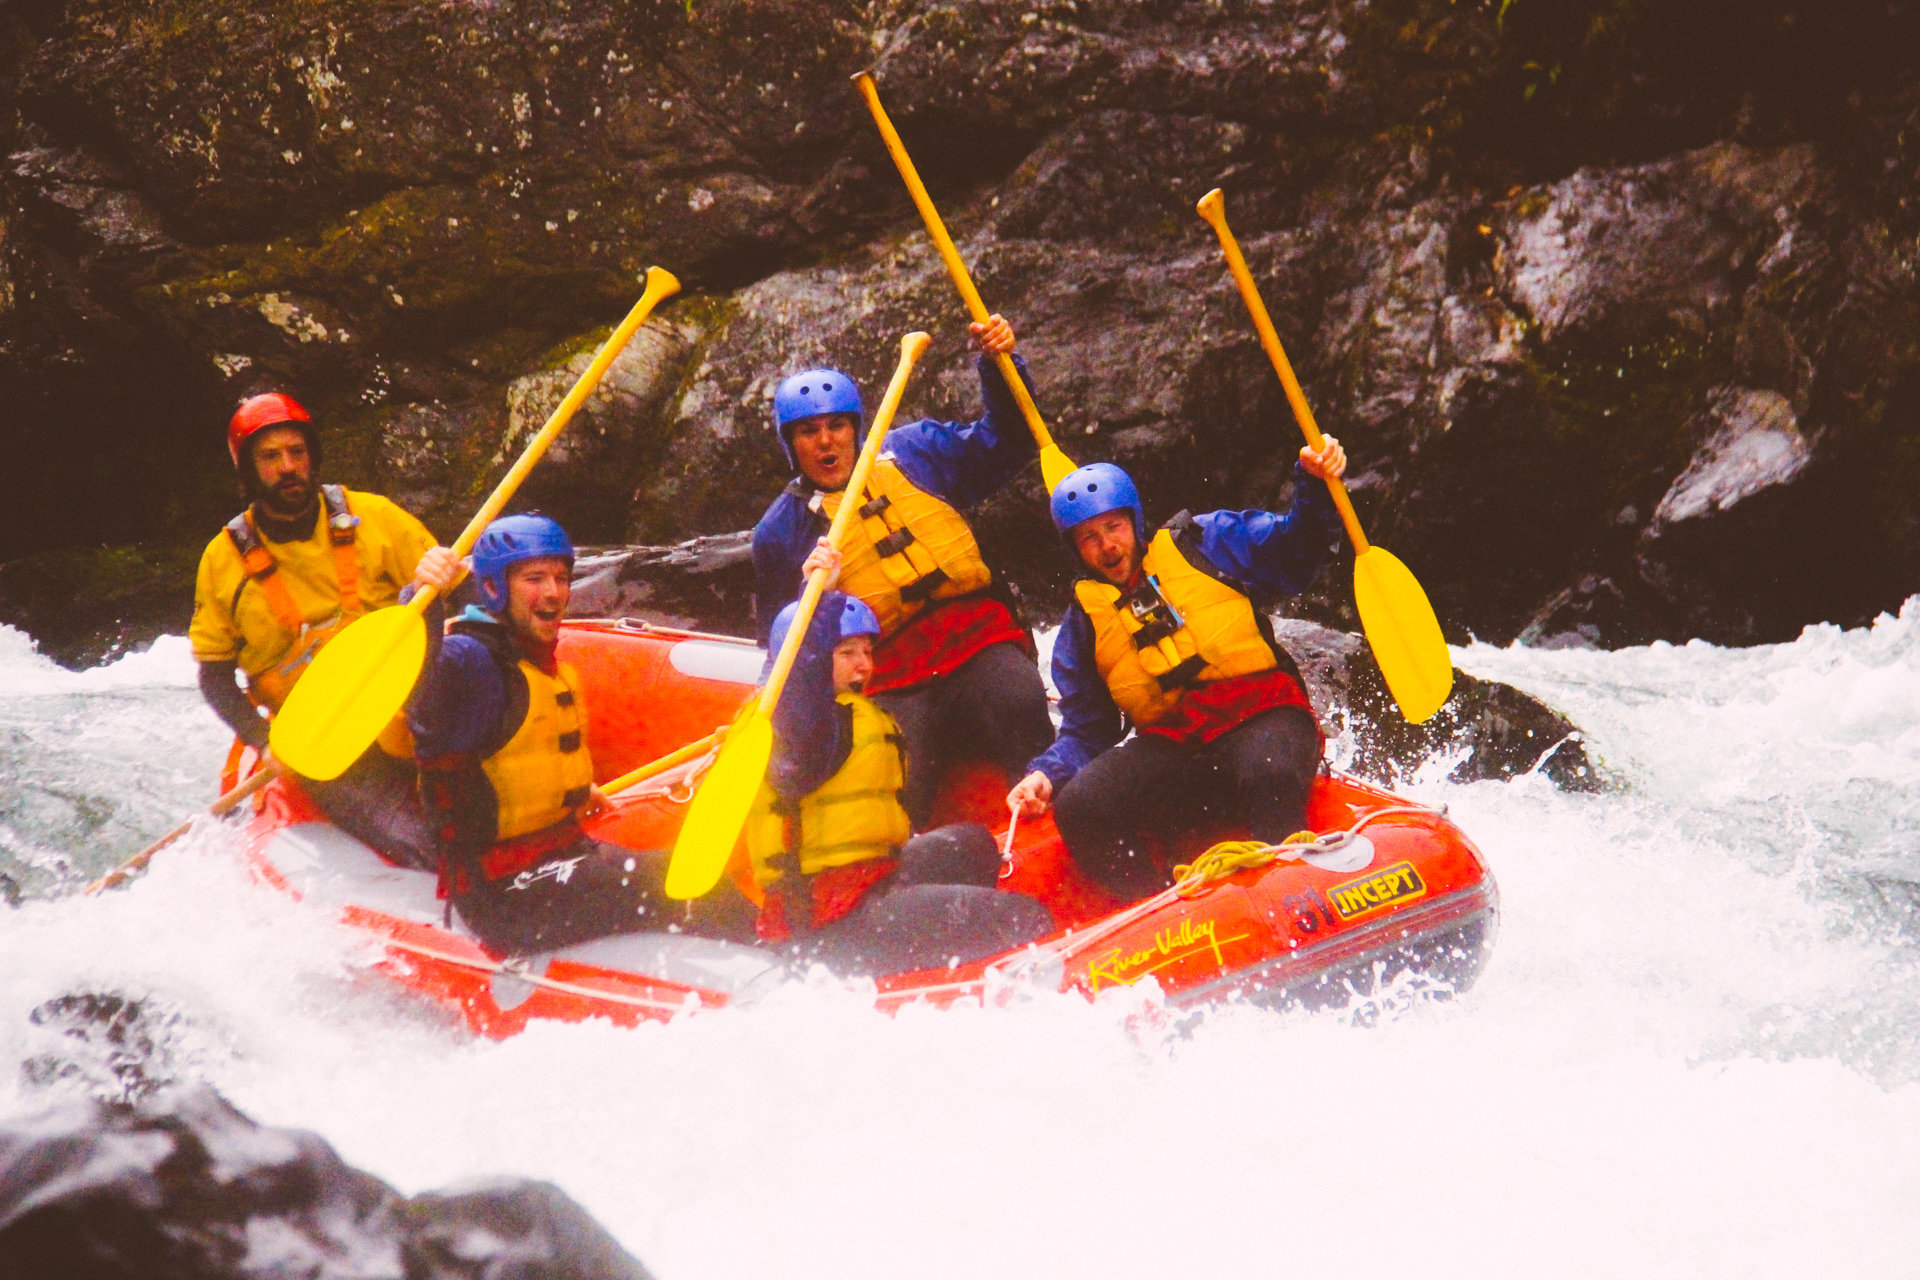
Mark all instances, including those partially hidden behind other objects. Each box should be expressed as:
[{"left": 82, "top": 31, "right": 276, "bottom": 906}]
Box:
[
  {"left": 621, "top": 737, "right": 725, "bottom": 805},
  {"left": 995, "top": 802, "right": 1444, "bottom": 975}
]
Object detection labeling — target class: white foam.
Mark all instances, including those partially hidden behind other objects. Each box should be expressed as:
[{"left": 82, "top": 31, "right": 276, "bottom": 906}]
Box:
[
  {"left": 0, "top": 626, "right": 200, "bottom": 696},
  {"left": 3, "top": 607, "right": 1920, "bottom": 1277}
]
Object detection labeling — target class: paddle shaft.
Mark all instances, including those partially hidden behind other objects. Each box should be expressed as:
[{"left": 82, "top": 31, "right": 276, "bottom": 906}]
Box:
[
  {"left": 436, "top": 265, "right": 684, "bottom": 603},
  {"left": 601, "top": 728, "right": 725, "bottom": 797},
  {"left": 662, "top": 331, "right": 934, "bottom": 900},
  {"left": 276, "top": 267, "right": 682, "bottom": 761},
  {"left": 1194, "top": 190, "right": 1371, "bottom": 555},
  {"left": 851, "top": 73, "right": 1072, "bottom": 486},
  {"left": 759, "top": 330, "right": 934, "bottom": 714},
  {"left": 85, "top": 762, "right": 283, "bottom": 895}
]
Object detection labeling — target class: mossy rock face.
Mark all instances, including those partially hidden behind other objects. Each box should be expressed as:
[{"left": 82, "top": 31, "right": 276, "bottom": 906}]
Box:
[{"left": 5, "top": 0, "right": 1920, "bottom": 657}]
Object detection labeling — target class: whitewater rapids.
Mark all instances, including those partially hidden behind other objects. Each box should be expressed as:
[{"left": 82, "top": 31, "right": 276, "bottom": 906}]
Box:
[{"left": 2, "top": 608, "right": 1918, "bottom": 1278}]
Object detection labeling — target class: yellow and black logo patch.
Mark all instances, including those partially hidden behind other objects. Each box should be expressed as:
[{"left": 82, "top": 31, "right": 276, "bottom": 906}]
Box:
[{"left": 1328, "top": 861, "right": 1426, "bottom": 921}]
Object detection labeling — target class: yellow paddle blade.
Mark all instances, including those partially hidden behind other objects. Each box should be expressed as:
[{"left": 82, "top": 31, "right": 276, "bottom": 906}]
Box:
[
  {"left": 268, "top": 606, "right": 427, "bottom": 781},
  {"left": 665, "top": 711, "right": 772, "bottom": 899},
  {"left": 1040, "top": 443, "right": 1077, "bottom": 493},
  {"left": 1352, "top": 545, "right": 1454, "bottom": 725}
]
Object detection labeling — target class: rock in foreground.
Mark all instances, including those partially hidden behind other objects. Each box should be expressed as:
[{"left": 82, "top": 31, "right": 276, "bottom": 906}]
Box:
[{"left": 0, "top": 1085, "right": 654, "bottom": 1280}]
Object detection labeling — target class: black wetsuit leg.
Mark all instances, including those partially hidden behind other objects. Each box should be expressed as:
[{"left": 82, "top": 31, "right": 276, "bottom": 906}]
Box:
[
  {"left": 800, "top": 824, "right": 1053, "bottom": 976},
  {"left": 304, "top": 745, "right": 438, "bottom": 871},
  {"left": 451, "top": 838, "right": 671, "bottom": 955},
  {"left": 1052, "top": 706, "right": 1321, "bottom": 900},
  {"left": 1052, "top": 732, "right": 1211, "bottom": 901},
  {"left": 1212, "top": 705, "right": 1320, "bottom": 845},
  {"left": 874, "top": 641, "right": 1054, "bottom": 828}
]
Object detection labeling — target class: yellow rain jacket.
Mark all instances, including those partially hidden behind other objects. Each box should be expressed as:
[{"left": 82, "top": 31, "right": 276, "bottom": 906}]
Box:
[{"left": 191, "top": 486, "right": 436, "bottom": 711}]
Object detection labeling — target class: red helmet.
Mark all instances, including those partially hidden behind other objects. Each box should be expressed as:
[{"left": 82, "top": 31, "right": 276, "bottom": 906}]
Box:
[{"left": 227, "top": 392, "right": 314, "bottom": 467}]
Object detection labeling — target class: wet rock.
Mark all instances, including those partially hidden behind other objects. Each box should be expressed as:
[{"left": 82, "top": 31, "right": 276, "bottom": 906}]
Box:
[
  {"left": 1278, "top": 618, "right": 1601, "bottom": 791},
  {"left": 1516, "top": 574, "right": 1675, "bottom": 652},
  {"left": 1635, "top": 385, "right": 1821, "bottom": 643},
  {"left": 493, "top": 312, "right": 709, "bottom": 542},
  {"left": 0, "top": 1085, "right": 657, "bottom": 1280},
  {"left": 19, "top": 994, "right": 180, "bottom": 1106},
  {"left": 1495, "top": 144, "right": 1815, "bottom": 346},
  {"left": 1651, "top": 387, "right": 1815, "bottom": 526},
  {"left": 569, "top": 532, "right": 758, "bottom": 637}
]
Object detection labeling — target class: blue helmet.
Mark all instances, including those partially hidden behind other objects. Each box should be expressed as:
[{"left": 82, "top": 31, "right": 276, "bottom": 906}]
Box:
[
  {"left": 472, "top": 514, "right": 575, "bottom": 614},
  {"left": 767, "top": 591, "right": 881, "bottom": 659},
  {"left": 1050, "top": 462, "right": 1144, "bottom": 540},
  {"left": 772, "top": 368, "right": 864, "bottom": 470}
]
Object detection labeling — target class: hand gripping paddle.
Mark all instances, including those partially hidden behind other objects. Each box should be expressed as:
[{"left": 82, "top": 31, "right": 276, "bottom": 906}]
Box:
[
  {"left": 1195, "top": 190, "right": 1453, "bottom": 724},
  {"left": 851, "top": 72, "right": 1076, "bottom": 493},
  {"left": 269, "top": 267, "right": 682, "bottom": 780},
  {"left": 665, "top": 330, "right": 934, "bottom": 899}
]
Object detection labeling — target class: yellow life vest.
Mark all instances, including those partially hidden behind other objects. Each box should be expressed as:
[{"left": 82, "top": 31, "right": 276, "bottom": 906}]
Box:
[
  {"left": 481, "top": 658, "right": 596, "bottom": 842},
  {"left": 221, "top": 486, "right": 359, "bottom": 709},
  {"left": 1073, "top": 514, "right": 1281, "bottom": 727},
  {"left": 191, "top": 486, "right": 434, "bottom": 714},
  {"left": 745, "top": 693, "right": 911, "bottom": 885},
  {"left": 812, "top": 456, "right": 993, "bottom": 639}
]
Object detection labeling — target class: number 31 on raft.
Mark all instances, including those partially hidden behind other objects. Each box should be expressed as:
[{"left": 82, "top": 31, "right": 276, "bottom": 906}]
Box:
[{"left": 1195, "top": 189, "right": 1453, "bottom": 725}]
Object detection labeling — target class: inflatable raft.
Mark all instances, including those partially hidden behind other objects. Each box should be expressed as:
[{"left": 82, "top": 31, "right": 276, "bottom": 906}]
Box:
[{"left": 238, "top": 619, "right": 1499, "bottom": 1037}]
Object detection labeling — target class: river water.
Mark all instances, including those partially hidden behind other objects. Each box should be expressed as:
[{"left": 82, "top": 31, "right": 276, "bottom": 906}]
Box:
[{"left": 2, "top": 607, "right": 1918, "bottom": 1277}]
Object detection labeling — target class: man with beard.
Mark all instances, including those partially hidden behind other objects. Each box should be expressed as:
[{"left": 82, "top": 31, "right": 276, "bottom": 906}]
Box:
[
  {"left": 751, "top": 315, "right": 1054, "bottom": 829},
  {"left": 1005, "top": 439, "right": 1347, "bottom": 902},
  {"left": 191, "top": 392, "right": 458, "bottom": 867}
]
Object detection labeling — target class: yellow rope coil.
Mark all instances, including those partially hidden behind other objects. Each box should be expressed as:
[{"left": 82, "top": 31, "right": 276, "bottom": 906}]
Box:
[{"left": 1172, "top": 831, "right": 1316, "bottom": 898}]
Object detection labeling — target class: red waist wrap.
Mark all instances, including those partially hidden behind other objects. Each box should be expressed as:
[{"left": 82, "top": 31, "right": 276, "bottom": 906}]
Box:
[
  {"left": 754, "top": 857, "right": 898, "bottom": 943},
  {"left": 1138, "top": 668, "right": 1323, "bottom": 750},
  {"left": 438, "top": 819, "right": 585, "bottom": 899},
  {"left": 867, "top": 595, "right": 1029, "bottom": 696}
]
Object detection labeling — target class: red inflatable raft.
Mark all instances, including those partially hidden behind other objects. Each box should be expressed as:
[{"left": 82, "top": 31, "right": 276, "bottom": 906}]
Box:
[{"left": 238, "top": 619, "right": 1499, "bottom": 1036}]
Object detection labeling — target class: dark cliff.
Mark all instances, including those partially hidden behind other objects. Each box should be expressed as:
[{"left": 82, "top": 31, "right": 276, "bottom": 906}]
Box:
[{"left": 2, "top": 0, "right": 1916, "bottom": 663}]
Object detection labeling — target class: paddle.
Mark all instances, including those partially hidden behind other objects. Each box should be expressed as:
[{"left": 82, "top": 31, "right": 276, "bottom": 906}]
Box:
[
  {"left": 1195, "top": 190, "right": 1453, "bottom": 724},
  {"left": 91, "top": 720, "right": 720, "bottom": 898},
  {"left": 269, "top": 267, "right": 682, "bottom": 780},
  {"left": 665, "top": 330, "right": 934, "bottom": 899},
  {"left": 600, "top": 727, "right": 724, "bottom": 798},
  {"left": 850, "top": 72, "right": 1076, "bottom": 492},
  {"left": 83, "top": 762, "right": 285, "bottom": 895}
]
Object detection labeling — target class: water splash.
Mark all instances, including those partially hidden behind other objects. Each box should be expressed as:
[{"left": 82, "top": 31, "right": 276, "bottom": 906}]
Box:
[{"left": 4, "top": 612, "right": 1920, "bottom": 1277}]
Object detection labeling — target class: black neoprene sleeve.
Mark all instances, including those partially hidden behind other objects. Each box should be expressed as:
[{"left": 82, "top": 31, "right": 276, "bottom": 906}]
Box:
[{"left": 198, "top": 660, "right": 269, "bottom": 749}]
